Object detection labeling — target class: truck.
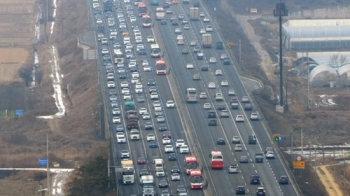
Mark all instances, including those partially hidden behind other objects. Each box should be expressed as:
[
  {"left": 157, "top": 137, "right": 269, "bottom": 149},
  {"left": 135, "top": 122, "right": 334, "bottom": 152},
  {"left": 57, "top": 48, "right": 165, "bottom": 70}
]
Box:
[
  {"left": 202, "top": 34, "right": 212, "bottom": 48},
  {"left": 113, "top": 49, "right": 124, "bottom": 64},
  {"left": 185, "top": 155, "right": 199, "bottom": 175},
  {"left": 189, "top": 169, "right": 204, "bottom": 189},
  {"left": 140, "top": 175, "right": 155, "bottom": 196},
  {"left": 121, "top": 159, "right": 135, "bottom": 184},
  {"left": 124, "top": 100, "right": 135, "bottom": 111},
  {"left": 155, "top": 7, "right": 165, "bottom": 20},
  {"left": 189, "top": 7, "right": 199, "bottom": 20},
  {"left": 127, "top": 119, "right": 138, "bottom": 130}
]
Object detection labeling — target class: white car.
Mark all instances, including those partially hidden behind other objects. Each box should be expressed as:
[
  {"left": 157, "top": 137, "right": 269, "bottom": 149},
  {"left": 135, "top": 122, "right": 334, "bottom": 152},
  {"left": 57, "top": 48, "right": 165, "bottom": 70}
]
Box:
[
  {"left": 175, "top": 28, "right": 182, "bottom": 34},
  {"left": 199, "top": 92, "right": 207, "bottom": 99},
  {"left": 147, "top": 35, "right": 155, "bottom": 43},
  {"left": 208, "top": 82, "right": 216, "bottom": 89},
  {"left": 203, "top": 17, "right": 210, "bottom": 22},
  {"left": 234, "top": 144, "right": 243, "bottom": 151},
  {"left": 250, "top": 112, "right": 259, "bottom": 120},
  {"left": 121, "top": 88, "right": 130, "bottom": 94},
  {"left": 113, "top": 116, "right": 121, "bottom": 124},
  {"left": 221, "top": 80, "right": 229, "bottom": 87},
  {"left": 144, "top": 66, "right": 152, "bottom": 72},
  {"left": 92, "top": 2, "right": 100, "bottom": 8},
  {"left": 162, "top": 138, "right": 171, "bottom": 144},
  {"left": 215, "top": 69, "right": 223, "bottom": 76},
  {"left": 200, "top": 29, "right": 206, "bottom": 34},
  {"left": 166, "top": 100, "right": 175, "bottom": 108},
  {"left": 130, "top": 130, "right": 140, "bottom": 140},
  {"left": 186, "top": 63, "right": 194, "bottom": 69},
  {"left": 266, "top": 151, "right": 275, "bottom": 159},
  {"left": 128, "top": 62, "right": 137, "bottom": 68},
  {"left": 142, "top": 60, "right": 149, "bottom": 66},
  {"left": 171, "top": 173, "right": 181, "bottom": 181},
  {"left": 209, "top": 57, "right": 217, "bottom": 64},
  {"left": 179, "top": 145, "right": 190, "bottom": 154},
  {"left": 150, "top": 92, "right": 159, "bottom": 99},
  {"left": 206, "top": 25, "right": 213, "bottom": 32},
  {"left": 123, "top": 93, "right": 131, "bottom": 100},
  {"left": 154, "top": 106, "right": 162, "bottom": 112},
  {"left": 131, "top": 78, "right": 139, "bottom": 84},
  {"left": 116, "top": 132, "right": 126, "bottom": 143},
  {"left": 203, "top": 103, "right": 211, "bottom": 109},
  {"left": 184, "top": 25, "right": 190, "bottom": 30},
  {"left": 199, "top": 12, "right": 205, "bottom": 17},
  {"left": 135, "top": 82, "right": 143, "bottom": 89},
  {"left": 190, "top": 40, "right": 197, "bottom": 46},
  {"left": 132, "top": 72, "right": 140, "bottom": 78},
  {"left": 147, "top": 133, "right": 156, "bottom": 141},
  {"left": 107, "top": 81, "right": 116, "bottom": 88},
  {"left": 120, "top": 150, "right": 130, "bottom": 158},
  {"left": 101, "top": 49, "right": 109, "bottom": 54},
  {"left": 164, "top": 145, "right": 174, "bottom": 153},
  {"left": 139, "top": 108, "right": 147, "bottom": 115},
  {"left": 142, "top": 112, "right": 151, "bottom": 120},
  {"left": 228, "top": 89, "right": 236, "bottom": 96},
  {"left": 120, "top": 81, "right": 129, "bottom": 88},
  {"left": 175, "top": 139, "right": 185, "bottom": 148},
  {"left": 235, "top": 115, "right": 244, "bottom": 122}
]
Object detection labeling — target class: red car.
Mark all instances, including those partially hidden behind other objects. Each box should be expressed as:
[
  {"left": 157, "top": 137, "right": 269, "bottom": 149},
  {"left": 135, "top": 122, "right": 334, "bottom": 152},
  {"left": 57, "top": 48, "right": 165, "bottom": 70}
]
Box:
[
  {"left": 137, "top": 157, "right": 147, "bottom": 164},
  {"left": 162, "top": 131, "right": 172, "bottom": 138},
  {"left": 230, "top": 97, "right": 238, "bottom": 103}
]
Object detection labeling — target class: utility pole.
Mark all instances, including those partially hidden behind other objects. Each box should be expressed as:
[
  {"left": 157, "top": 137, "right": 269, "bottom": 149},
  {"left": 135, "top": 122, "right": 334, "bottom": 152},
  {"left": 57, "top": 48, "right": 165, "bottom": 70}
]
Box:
[
  {"left": 239, "top": 39, "right": 241, "bottom": 65},
  {"left": 273, "top": 1, "right": 288, "bottom": 108},
  {"left": 46, "top": 133, "right": 51, "bottom": 196}
]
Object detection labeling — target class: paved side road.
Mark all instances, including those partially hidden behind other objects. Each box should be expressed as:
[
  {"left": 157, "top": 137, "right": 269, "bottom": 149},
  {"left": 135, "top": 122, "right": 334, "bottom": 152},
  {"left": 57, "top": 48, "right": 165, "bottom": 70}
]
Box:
[
  {"left": 315, "top": 165, "right": 343, "bottom": 196},
  {"left": 52, "top": 170, "right": 71, "bottom": 196}
]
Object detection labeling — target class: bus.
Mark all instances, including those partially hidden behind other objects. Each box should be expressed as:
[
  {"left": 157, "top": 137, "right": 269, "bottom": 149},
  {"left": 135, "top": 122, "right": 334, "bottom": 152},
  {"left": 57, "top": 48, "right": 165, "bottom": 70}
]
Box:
[
  {"left": 142, "top": 14, "right": 152, "bottom": 27},
  {"left": 150, "top": 44, "right": 161, "bottom": 58},
  {"left": 155, "top": 7, "right": 165, "bottom": 20},
  {"left": 210, "top": 150, "right": 224, "bottom": 169},
  {"left": 185, "top": 155, "right": 199, "bottom": 175},
  {"left": 151, "top": 0, "right": 160, "bottom": 6},
  {"left": 189, "top": 169, "right": 203, "bottom": 189},
  {"left": 186, "top": 88, "right": 198, "bottom": 103},
  {"left": 156, "top": 59, "right": 166, "bottom": 75},
  {"left": 138, "top": 2, "right": 147, "bottom": 17}
]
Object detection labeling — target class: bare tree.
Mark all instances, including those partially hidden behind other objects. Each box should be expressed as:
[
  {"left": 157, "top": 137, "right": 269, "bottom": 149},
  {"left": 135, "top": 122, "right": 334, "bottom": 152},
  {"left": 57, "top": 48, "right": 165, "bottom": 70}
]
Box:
[
  {"left": 328, "top": 54, "right": 347, "bottom": 69},
  {"left": 36, "top": 70, "right": 44, "bottom": 85},
  {"left": 18, "top": 67, "right": 32, "bottom": 87}
]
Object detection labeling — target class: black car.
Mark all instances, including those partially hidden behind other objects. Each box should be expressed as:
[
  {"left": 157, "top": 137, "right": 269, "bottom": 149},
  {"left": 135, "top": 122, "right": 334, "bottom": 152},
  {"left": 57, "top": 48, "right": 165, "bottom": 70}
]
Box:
[
  {"left": 144, "top": 122, "right": 154, "bottom": 130},
  {"left": 158, "top": 179, "right": 168, "bottom": 188},
  {"left": 236, "top": 186, "right": 246, "bottom": 195},
  {"left": 138, "top": 48, "right": 146, "bottom": 55},
  {"left": 171, "top": 166, "right": 181, "bottom": 174},
  {"left": 250, "top": 174, "right": 260, "bottom": 185},
  {"left": 244, "top": 103, "right": 253, "bottom": 111},
  {"left": 230, "top": 102, "right": 239, "bottom": 109},
  {"left": 158, "top": 124, "right": 168, "bottom": 131},
  {"left": 279, "top": 176, "right": 289, "bottom": 184},
  {"left": 181, "top": 48, "right": 189, "bottom": 54},
  {"left": 217, "top": 138, "right": 226, "bottom": 145},
  {"left": 201, "top": 65, "right": 209, "bottom": 71},
  {"left": 168, "top": 153, "right": 177, "bottom": 161},
  {"left": 147, "top": 79, "right": 155, "bottom": 86},
  {"left": 119, "top": 73, "right": 127, "bottom": 79},
  {"left": 130, "top": 67, "right": 138, "bottom": 72},
  {"left": 256, "top": 187, "right": 266, "bottom": 196},
  {"left": 248, "top": 135, "right": 257, "bottom": 144},
  {"left": 139, "top": 169, "right": 150, "bottom": 177},
  {"left": 223, "top": 58, "right": 231, "bottom": 65},
  {"left": 217, "top": 104, "right": 225, "bottom": 110},
  {"left": 171, "top": 20, "right": 178, "bottom": 26},
  {"left": 255, "top": 153, "right": 264, "bottom": 163},
  {"left": 208, "top": 119, "right": 217, "bottom": 126},
  {"left": 239, "top": 156, "right": 249, "bottom": 163},
  {"left": 160, "top": 19, "right": 167, "bottom": 25},
  {"left": 176, "top": 184, "right": 186, "bottom": 193},
  {"left": 208, "top": 110, "right": 216, "bottom": 118}
]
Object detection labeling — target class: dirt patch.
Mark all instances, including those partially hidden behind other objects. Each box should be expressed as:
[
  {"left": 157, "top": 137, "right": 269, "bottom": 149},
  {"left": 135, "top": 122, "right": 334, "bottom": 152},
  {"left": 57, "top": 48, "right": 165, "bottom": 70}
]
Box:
[{"left": 316, "top": 165, "right": 344, "bottom": 196}]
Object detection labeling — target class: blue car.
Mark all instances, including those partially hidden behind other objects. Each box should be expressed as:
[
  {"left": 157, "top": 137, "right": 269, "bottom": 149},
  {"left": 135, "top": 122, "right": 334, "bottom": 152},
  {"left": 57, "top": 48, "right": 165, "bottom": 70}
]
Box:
[{"left": 149, "top": 141, "right": 158, "bottom": 148}]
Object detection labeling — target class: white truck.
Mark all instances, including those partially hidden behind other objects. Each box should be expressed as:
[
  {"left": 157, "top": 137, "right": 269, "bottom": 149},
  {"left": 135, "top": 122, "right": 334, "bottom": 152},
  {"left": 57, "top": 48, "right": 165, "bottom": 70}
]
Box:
[
  {"left": 202, "top": 33, "right": 212, "bottom": 48},
  {"left": 113, "top": 49, "right": 124, "bottom": 64},
  {"left": 155, "top": 7, "right": 165, "bottom": 20},
  {"left": 154, "top": 158, "right": 165, "bottom": 177},
  {"left": 121, "top": 159, "right": 135, "bottom": 184},
  {"left": 189, "top": 7, "right": 199, "bottom": 20},
  {"left": 140, "top": 175, "right": 155, "bottom": 196},
  {"left": 130, "top": 129, "right": 140, "bottom": 140}
]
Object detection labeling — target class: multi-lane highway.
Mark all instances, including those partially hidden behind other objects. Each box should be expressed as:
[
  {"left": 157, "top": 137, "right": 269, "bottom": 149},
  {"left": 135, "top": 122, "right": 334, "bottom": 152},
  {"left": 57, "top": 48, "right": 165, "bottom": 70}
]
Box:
[{"left": 87, "top": 0, "right": 299, "bottom": 195}]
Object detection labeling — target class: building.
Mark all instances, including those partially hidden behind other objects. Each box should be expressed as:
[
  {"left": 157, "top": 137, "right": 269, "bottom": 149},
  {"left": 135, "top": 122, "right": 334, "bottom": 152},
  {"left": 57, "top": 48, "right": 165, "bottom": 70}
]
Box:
[{"left": 283, "top": 19, "right": 350, "bottom": 50}]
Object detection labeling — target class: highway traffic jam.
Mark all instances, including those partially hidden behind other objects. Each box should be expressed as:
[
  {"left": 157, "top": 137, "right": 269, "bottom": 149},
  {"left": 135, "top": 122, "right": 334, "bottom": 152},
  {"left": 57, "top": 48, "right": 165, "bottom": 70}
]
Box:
[{"left": 90, "top": 0, "right": 296, "bottom": 195}]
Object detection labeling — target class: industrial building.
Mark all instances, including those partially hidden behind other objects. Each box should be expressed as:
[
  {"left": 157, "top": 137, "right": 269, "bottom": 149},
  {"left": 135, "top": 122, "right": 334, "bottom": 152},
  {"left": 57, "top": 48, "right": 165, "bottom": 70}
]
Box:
[{"left": 283, "top": 19, "right": 350, "bottom": 50}]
